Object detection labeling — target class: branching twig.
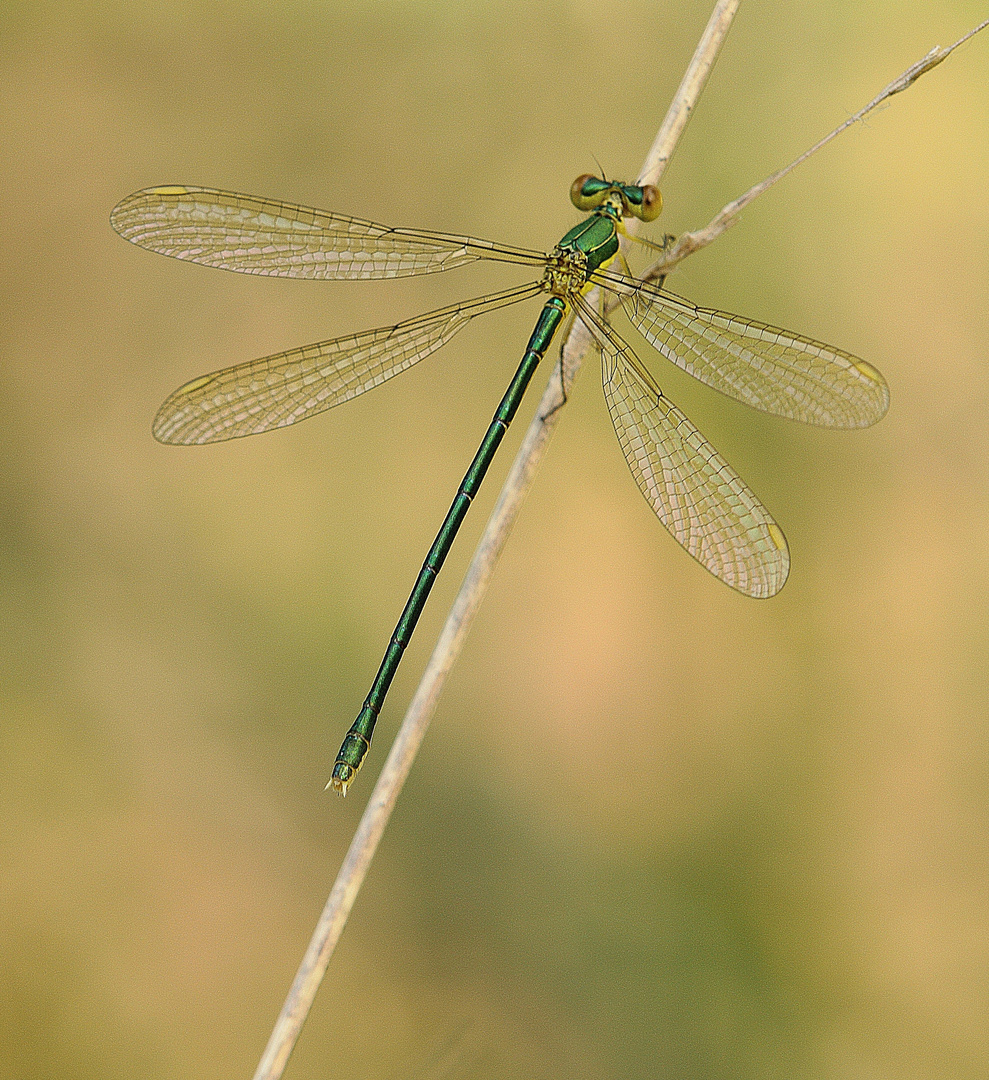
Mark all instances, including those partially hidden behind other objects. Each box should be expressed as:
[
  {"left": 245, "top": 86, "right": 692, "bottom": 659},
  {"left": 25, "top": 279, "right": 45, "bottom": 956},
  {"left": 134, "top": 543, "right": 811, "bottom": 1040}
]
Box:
[
  {"left": 251, "top": 9, "right": 986, "bottom": 1079},
  {"left": 645, "top": 17, "right": 989, "bottom": 281}
]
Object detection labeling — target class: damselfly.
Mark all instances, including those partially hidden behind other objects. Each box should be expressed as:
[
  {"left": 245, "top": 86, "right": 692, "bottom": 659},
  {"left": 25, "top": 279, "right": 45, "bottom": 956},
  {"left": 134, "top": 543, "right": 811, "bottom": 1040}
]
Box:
[{"left": 111, "top": 176, "right": 888, "bottom": 793}]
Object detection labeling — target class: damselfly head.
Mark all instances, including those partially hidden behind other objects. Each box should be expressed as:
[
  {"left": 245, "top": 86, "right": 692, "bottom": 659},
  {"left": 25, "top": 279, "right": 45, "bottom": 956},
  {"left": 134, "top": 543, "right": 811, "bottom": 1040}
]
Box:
[{"left": 570, "top": 175, "right": 663, "bottom": 222}]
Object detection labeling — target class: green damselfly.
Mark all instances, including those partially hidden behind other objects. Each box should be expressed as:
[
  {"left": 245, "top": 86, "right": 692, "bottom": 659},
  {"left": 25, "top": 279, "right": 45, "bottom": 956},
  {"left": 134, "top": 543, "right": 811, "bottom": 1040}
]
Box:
[{"left": 111, "top": 176, "right": 888, "bottom": 794}]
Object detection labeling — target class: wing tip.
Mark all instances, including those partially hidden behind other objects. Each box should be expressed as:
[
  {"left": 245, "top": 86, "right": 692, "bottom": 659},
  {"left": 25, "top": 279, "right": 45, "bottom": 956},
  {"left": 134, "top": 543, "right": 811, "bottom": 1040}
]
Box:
[{"left": 723, "top": 522, "right": 790, "bottom": 599}]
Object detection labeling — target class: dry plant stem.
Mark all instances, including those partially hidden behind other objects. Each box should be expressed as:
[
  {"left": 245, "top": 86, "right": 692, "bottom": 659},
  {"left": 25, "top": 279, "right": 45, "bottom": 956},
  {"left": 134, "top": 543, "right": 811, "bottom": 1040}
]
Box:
[
  {"left": 251, "top": 10, "right": 987, "bottom": 1080},
  {"left": 250, "top": 6, "right": 740, "bottom": 1080},
  {"left": 561, "top": 0, "right": 741, "bottom": 380},
  {"left": 646, "top": 17, "right": 989, "bottom": 282},
  {"left": 636, "top": 0, "right": 742, "bottom": 189}
]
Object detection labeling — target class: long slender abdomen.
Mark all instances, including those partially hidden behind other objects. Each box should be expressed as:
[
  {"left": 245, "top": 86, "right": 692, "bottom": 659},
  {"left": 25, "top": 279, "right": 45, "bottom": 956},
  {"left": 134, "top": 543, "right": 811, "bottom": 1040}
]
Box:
[{"left": 329, "top": 296, "right": 569, "bottom": 794}]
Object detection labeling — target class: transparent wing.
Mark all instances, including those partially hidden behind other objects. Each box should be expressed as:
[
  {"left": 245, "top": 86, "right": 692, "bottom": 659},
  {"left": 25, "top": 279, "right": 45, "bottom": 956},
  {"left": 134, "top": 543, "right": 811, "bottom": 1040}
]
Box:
[
  {"left": 573, "top": 295, "right": 789, "bottom": 598},
  {"left": 153, "top": 281, "right": 544, "bottom": 444},
  {"left": 593, "top": 269, "right": 888, "bottom": 428},
  {"left": 111, "top": 186, "right": 549, "bottom": 280}
]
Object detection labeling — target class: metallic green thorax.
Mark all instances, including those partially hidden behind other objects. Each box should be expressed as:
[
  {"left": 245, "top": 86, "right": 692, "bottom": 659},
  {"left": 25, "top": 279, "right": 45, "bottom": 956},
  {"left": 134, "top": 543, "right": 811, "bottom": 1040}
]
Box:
[
  {"left": 329, "top": 202, "right": 625, "bottom": 793},
  {"left": 555, "top": 213, "right": 621, "bottom": 278}
]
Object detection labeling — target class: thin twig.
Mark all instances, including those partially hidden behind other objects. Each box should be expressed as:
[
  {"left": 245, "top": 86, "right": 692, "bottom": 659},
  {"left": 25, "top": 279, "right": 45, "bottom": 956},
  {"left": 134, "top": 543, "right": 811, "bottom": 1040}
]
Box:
[
  {"left": 562, "top": 17, "right": 989, "bottom": 371},
  {"left": 559, "top": 0, "right": 741, "bottom": 385},
  {"left": 636, "top": 0, "right": 742, "bottom": 189},
  {"left": 251, "top": 10, "right": 987, "bottom": 1079},
  {"left": 250, "top": 5, "right": 740, "bottom": 1079},
  {"left": 645, "top": 17, "right": 989, "bottom": 281}
]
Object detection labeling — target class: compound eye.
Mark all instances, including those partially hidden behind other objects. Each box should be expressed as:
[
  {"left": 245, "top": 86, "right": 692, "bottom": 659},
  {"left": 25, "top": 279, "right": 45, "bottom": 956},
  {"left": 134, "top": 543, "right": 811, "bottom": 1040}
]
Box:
[
  {"left": 570, "top": 174, "right": 611, "bottom": 211},
  {"left": 632, "top": 185, "right": 663, "bottom": 222}
]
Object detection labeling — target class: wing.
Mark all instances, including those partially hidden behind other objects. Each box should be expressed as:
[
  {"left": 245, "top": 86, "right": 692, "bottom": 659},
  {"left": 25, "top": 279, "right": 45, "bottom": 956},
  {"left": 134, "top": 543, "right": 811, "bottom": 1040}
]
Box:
[
  {"left": 593, "top": 270, "right": 888, "bottom": 428},
  {"left": 111, "top": 186, "right": 548, "bottom": 280},
  {"left": 153, "top": 281, "right": 544, "bottom": 444},
  {"left": 573, "top": 295, "right": 789, "bottom": 598}
]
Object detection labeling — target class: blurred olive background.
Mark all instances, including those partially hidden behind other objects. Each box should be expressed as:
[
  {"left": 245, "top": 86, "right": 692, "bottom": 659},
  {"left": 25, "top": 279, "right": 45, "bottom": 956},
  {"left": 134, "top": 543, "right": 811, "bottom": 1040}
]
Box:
[{"left": 2, "top": 1, "right": 988, "bottom": 1078}]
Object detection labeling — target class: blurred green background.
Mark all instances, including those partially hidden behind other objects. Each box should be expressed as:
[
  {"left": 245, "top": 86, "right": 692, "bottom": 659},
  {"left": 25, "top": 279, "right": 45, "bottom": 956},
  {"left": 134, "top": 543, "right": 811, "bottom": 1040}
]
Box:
[{"left": 2, "top": 1, "right": 988, "bottom": 1078}]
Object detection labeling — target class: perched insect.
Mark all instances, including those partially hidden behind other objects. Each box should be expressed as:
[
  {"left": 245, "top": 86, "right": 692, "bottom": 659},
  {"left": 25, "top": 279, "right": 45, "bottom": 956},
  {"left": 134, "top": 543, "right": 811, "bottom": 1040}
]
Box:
[{"left": 111, "top": 175, "right": 888, "bottom": 793}]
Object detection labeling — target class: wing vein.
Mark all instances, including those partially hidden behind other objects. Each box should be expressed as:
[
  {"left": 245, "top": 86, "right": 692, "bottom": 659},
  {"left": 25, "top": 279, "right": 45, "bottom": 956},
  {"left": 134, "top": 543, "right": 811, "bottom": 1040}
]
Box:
[
  {"left": 153, "top": 281, "right": 544, "bottom": 444},
  {"left": 591, "top": 270, "right": 889, "bottom": 428},
  {"left": 111, "top": 186, "right": 549, "bottom": 280},
  {"left": 572, "top": 293, "right": 789, "bottom": 597}
]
